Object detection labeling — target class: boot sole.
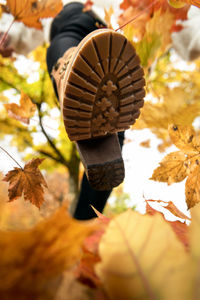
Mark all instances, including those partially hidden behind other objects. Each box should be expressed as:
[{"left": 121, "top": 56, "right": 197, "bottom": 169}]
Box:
[
  {"left": 61, "top": 28, "right": 145, "bottom": 141},
  {"left": 60, "top": 29, "right": 145, "bottom": 190}
]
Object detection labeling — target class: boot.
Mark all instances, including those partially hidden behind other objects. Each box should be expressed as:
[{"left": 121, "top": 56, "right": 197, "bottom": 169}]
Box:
[{"left": 51, "top": 28, "right": 145, "bottom": 191}]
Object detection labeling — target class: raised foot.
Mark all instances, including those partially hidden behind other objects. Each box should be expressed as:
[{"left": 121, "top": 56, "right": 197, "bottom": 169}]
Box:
[{"left": 62, "top": 29, "right": 145, "bottom": 141}]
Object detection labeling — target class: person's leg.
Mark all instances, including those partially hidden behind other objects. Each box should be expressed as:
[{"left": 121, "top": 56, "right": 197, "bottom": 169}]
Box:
[
  {"left": 46, "top": 2, "right": 145, "bottom": 219},
  {"left": 74, "top": 131, "right": 125, "bottom": 220}
]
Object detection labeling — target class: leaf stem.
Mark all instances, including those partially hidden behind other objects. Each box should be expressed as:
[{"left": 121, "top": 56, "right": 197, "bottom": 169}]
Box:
[
  {"left": 0, "top": 18, "right": 15, "bottom": 48},
  {"left": 0, "top": 145, "right": 23, "bottom": 169},
  {"left": 115, "top": 0, "right": 159, "bottom": 32}
]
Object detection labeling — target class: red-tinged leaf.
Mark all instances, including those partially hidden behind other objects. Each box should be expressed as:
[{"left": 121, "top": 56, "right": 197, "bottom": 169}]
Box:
[
  {"left": 3, "top": 158, "right": 47, "bottom": 208},
  {"left": 146, "top": 201, "right": 189, "bottom": 250},
  {"left": 169, "top": 220, "right": 189, "bottom": 250},
  {"left": 75, "top": 251, "right": 101, "bottom": 288},
  {"left": 75, "top": 218, "right": 108, "bottom": 289},
  {"left": 4, "top": 91, "right": 36, "bottom": 124},
  {"left": 95, "top": 209, "right": 189, "bottom": 300},
  {"left": 147, "top": 199, "right": 190, "bottom": 220},
  {"left": 83, "top": 0, "right": 93, "bottom": 12},
  {"left": 91, "top": 205, "right": 110, "bottom": 225}
]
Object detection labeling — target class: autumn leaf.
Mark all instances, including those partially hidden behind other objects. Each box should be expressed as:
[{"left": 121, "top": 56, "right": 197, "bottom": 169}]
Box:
[
  {"left": 104, "top": 6, "right": 114, "bottom": 29},
  {"left": 134, "top": 87, "right": 200, "bottom": 150},
  {"left": 0, "top": 205, "right": 98, "bottom": 299},
  {"left": 4, "top": 90, "right": 36, "bottom": 124},
  {"left": 119, "top": 0, "right": 189, "bottom": 41},
  {"left": 147, "top": 199, "right": 191, "bottom": 220},
  {"left": 3, "top": 158, "right": 47, "bottom": 208},
  {"left": 146, "top": 201, "right": 189, "bottom": 249},
  {"left": 95, "top": 209, "right": 190, "bottom": 300},
  {"left": 151, "top": 125, "right": 200, "bottom": 209},
  {"left": 151, "top": 151, "right": 187, "bottom": 184},
  {"left": 6, "top": 0, "right": 63, "bottom": 29},
  {"left": 168, "top": 0, "right": 200, "bottom": 8},
  {"left": 83, "top": 0, "right": 93, "bottom": 12},
  {"left": 140, "top": 139, "right": 151, "bottom": 148}
]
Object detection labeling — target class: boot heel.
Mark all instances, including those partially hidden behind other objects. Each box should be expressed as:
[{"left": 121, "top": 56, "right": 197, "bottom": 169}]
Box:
[{"left": 76, "top": 134, "right": 124, "bottom": 190}]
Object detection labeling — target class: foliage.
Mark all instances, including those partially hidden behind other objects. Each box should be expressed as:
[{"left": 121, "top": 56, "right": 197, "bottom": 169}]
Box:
[
  {"left": 151, "top": 124, "right": 200, "bottom": 209},
  {"left": 3, "top": 158, "right": 47, "bottom": 208},
  {"left": 4, "top": 0, "right": 63, "bottom": 29},
  {"left": 1, "top": 0, "right": 200, "bottom": 298}
]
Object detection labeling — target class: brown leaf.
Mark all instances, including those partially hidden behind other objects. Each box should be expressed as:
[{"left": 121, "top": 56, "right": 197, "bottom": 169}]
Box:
[
  {"left": 3, "top": 158, "right": 47, "bottom": 208},
  {"left": 140, "top": 139, "right": 150, "bottom": 148},
  {"left": 0, "top": 205, "right": 98, "bottom": 299},
  {"left": 6, "top": 0, "right": 63, "bottom": 29},
  {"left": 4, "top": 91, "right": 36, "bottom": 124}
]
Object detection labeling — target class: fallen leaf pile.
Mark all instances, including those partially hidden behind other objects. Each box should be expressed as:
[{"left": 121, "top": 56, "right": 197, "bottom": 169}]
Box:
[{"left": 1, "top": 197, "right": 200, "bottom": 299}]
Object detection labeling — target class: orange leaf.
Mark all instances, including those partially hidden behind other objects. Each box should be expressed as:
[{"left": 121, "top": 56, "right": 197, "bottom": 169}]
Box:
[
  {"left": 4, "top": 91, "right": 36, "bottom": 124},
  {"left": 0, "top": 205, "right": 98, "bottom": 299},
  {"left": 6, "top": 0, "right": 63, "bottom": 29},
  {"left": 3, "top": 158, "right": 47, "bottom": 208},
  {"left": 83, "top": 0, "right": 93, "bottom": 12}
]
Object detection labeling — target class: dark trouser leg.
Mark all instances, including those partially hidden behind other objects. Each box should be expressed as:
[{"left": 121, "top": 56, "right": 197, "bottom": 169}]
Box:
[{"left": 46, "top": 2, "right": 125, "bottom": 220}]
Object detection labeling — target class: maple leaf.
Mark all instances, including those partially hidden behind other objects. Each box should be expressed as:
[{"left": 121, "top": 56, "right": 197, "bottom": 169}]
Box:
[
  {"left": 151, "top": 151, "right": 188, "bottom": 184},
  {"left": 0, "top": 205, "right": 98, "bottom": 299},
  {"left": 6, "top": 0, "right": 63, "bottom": 29},
  {"left": 151, "top": 124, "right": 200, "bottom": 209},
  {"left": 3, "top": 158, "right": 47, "bottom": 208},
  {"left": 95, "top": 209, "right": 189, "bottom": 300},
  {"left": 134, "top": 86, "right": 200, "bottom": 151},
  {"left": 4, "top": 90, "right": 36, "bottom": 124},
  {"left": 118, "top": 0, "right": 189, "bottom": 41}
]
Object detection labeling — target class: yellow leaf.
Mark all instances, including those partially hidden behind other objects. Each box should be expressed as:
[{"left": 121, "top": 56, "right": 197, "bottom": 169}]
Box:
[
  {"left": 6, "top": 0, "right": 63, "bottom": 29},
  {"left": 104, "top": 6, "right": 114, "bottom": 29},
  {"left": 152, "top": 125, "right": 200, "bottom": 209},
  {"left": 0, "top": 205, "right": 97, "bottom": 299},
  {"left": 95, "top": 209, "right": 189, "bottom": 300},
  {"left": 185, "top": 164, "right": 200, "bottom": 209},
  {"left": 188, "top": 203, "right": 200, "bottom": 297},
  {"left": 151, "top": 151, "right": 187, "bottom": 184},
  {"left": 4, "top": 91, "right": 36, "bottom": 124},
  {"left": 3, "top": 158, "right": 47, "bottom": 208},
  {"left": 169, "top": 124, "right": 197, "bottom": 154},
  {"left": 169, "top": 0, "right": 200, "bottom": 8}
]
